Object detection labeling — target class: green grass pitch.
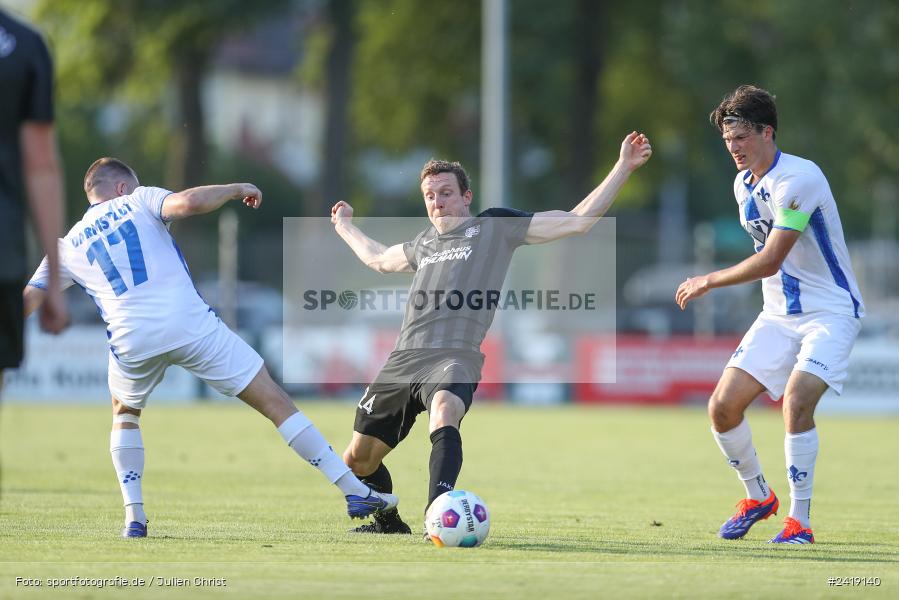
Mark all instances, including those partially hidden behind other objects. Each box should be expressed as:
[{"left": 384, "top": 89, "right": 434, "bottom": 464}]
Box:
[{"left": 1, "top": 402, "right": 897, "bottom": 598}]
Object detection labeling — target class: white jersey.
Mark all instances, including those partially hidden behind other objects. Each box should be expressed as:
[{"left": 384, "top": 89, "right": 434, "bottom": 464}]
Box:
[
  {"left": 733, "top": 151, "right": 864, "bottom": 319},
  {"left": 28, "top": 186, "right": 220, "bottom": 360}
]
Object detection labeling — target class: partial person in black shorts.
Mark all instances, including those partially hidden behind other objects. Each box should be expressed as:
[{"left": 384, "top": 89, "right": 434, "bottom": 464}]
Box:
[
  {"left": 330, "top": 133, "right": 652, "bottom": 535},
  {"left": 0, "top": 9, "right": 67, "bottom": 380},
  {"left": 0, "top": 286, "right": 25, "bottom": 371}
]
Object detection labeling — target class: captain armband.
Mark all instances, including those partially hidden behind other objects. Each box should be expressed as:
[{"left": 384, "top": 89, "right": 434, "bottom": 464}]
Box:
[{"left": 773, "top": 207, "right": 811, "bottom": 232}]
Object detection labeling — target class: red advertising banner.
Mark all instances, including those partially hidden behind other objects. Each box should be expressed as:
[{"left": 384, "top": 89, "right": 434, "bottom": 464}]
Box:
[{"left": 574, "top": 335, "right": 749, "bottom": 404}]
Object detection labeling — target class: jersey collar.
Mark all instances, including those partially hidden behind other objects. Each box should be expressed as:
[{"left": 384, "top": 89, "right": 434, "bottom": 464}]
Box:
[
  {"left": 433, "top": 215, "right": 477, "bottom": 238},
  {"left": 742, "top": 149, "right": 782, "bottom": 194}
]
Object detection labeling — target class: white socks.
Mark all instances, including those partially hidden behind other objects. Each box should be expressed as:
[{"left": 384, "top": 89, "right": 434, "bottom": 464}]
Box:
[
  {"left": 712, "top": 418, "right": 771, "bottom": 501},
  {"left": 277, "top": 411, "right": 369, "bottom": 497},
  {"left": 714, "top": 419, "right": 818, "bottom": 528},
  {"left": 785, "top": 428, "right": 818, "bottom": 528},
  {"left": 108, "top": 410, "right": 372, "bottom": 530},
  {"left": 110, "top": 428, "right": 146, "bottom": 525}
]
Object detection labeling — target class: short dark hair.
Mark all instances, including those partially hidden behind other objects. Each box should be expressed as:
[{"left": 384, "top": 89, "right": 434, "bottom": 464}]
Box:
[
  {"left": 83, "top": 157, "right": 138, "bottom": 195},
  {"left": 420, "top": 159, "right": 470, "bottom": 194},
  {"left": 710, "top": 85, "right": 778, "bottom": 139}
]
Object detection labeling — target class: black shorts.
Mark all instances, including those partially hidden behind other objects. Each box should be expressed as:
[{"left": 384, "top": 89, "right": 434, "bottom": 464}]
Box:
[
  {"left": 0, "top": 282, "right": 24, "bottom": 369},
  {"left": 353, "top": 349, "right": 484, "bottom": 448}
]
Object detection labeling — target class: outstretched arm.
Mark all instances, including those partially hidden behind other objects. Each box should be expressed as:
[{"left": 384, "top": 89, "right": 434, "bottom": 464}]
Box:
[
  {"left": 330, "top": 201, "right": 412, "bottom": 273},
  {"left": 161, "top": 183, "right": 262, "bottom": 221},
  {"left": 675, "top": 228, "right": 801, "bottom": 309},
  {"left": 525, "top": 132, "right": 652, "bottom": 244}
]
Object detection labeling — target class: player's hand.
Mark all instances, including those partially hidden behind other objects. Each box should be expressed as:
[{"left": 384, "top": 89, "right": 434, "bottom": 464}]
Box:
[
  {"left": 330, "top": 200, "right": 354, "bottom": 226},
  {"left": 619, "top": 131, "right": 652, "bottom": 172},
  {"left": 675, "top": 275, "right": 711, "bottom": 310},
  {"left": 38, "top": 286, "right": 69, "bottom": 334},
  {"left": 240, "top": 184, "right": 262, "bottom": 209}
]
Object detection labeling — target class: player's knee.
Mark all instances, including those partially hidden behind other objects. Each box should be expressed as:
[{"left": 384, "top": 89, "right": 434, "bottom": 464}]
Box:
[
  {"left": 111, "top": 397, "right": 141, "bottom": 429},
  {"left": 783, "top": 396, "right": 815, "bottom": 427},
  {"left": 430, "top": 392, "right": 464, "bottom": 428},
  {"left": 343, "top": 446, "right": 377, "bottom": 475},
  {"left": 111, "top": 396, "right": 140, "bottom": 416},
  {"left": 707, "top": 395, "right": 738, "bottom": 431}
]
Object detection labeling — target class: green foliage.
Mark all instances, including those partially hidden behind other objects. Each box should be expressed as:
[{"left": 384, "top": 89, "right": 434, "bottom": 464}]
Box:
[
  {"left": 654, "top": 0, "right": 899, "bottom": 231},
  {"left": 297, "top": 24, "right": 332, "bottom": 92},
  {"left": 347, "top": 0, "right": 898, "bottom": 232},
  {"left": 33, "top": 0, "right": 290, "bottom": 208},
  {"left": 352, "top": 0, "right": 481, "bottom": 158},
  {"left": 207, "top": 151, "right": 308, "bottom": 226},
  {"left": 27, "top": 0, "right": 899, "bottom": 233}
]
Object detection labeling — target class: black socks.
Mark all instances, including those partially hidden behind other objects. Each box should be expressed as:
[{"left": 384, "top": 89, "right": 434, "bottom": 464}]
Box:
[
  {"left": 360, "top": 462, "right": 393, "bottom": 494},
  {"left": 427, "top": 426, "right": 463, "bottom": 508}
]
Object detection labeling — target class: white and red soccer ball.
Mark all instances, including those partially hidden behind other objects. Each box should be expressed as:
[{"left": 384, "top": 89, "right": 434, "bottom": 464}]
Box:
[{"left": 426, "top": 490, "right": 490, "bottom": 547}]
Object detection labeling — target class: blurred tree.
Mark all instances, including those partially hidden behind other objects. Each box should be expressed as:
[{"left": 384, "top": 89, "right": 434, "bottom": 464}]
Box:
[
  {"left": 35, "top": 0, "right": 289, "bottom": 191},
  {"left": 348, "top": 0, "right": 635, "bottom": 213},
  {"left": 297, "top": 1, "right": 357, "bottom": 215},
  {"left": 565, "top": 0, "right": 607, "bottom": 201},
  {"left": 353, "top": 0, "right": 481, "bottom": 158},
  {"left": 660, "top": 0, "right": 899, "bottom": 235},
  {"left": 319, "top": 0, "right": 357, "bottom": 214},
  {"left": 36, "top": 0, "right": 897, "bottom": 239},
  {"left": 509, "top": 0, "right": 620, "bottom": 211},
  {"left": 351, "top": 0, "right": 481, "bottom": 213}
]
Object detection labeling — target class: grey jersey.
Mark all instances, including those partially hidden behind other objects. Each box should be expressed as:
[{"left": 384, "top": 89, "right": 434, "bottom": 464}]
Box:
[{"left": 397, "top": 207, "right": 533, "bottom": 352}]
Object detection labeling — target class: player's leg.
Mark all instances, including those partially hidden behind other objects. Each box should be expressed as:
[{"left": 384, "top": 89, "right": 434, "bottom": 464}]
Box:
[
  {"left": 710, "top": 367, "right": 782, "bottom": 539},
  {"left": 712, "top": 315, "right": 799, "bottom": 539},
  {"left": 107, "top": 351, "right": 167, "bottom": 538},
  {"left": 421, "top": 357, "right": 480, "bottom": 515},
  {"left": 110, "top": 396, "right": 146, "bottom": 537},
  {"left": 343, "top": 431, "right": 410, "bottom": 532},
  {"left": 709, "top": 366, "right": 771, "bottom": 501},
  {"left": 175, "top": 324, "right": 395, "bottom": 517},
  {"left": 768, "top": 370, "right": 826, "bottom": 543},
  {"left": 417, "top": 385, "right": 471, "bottom": 543},
  {"left": 343, "top": 431, "right": 393, "bottom": 489},
  {"left": 234, "top": 364, "right": 396, "bottom": 517},
  {"left": 426, "top": 389, "right": 466, "bottom": 509},
  {"left": 770, "top": 314, "right": 859, "bottom": 544},
  {"left": 344, "top": 380, "right": 416, "bottom": 534}
]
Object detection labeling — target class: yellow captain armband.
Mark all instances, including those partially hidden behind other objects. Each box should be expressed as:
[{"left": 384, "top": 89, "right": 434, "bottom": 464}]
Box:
[{"left": 774, "top": 207, "right": 811, "bottom": 232}]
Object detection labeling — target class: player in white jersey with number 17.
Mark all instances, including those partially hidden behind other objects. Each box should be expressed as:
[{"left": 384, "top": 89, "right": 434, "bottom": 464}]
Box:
[
  {"left": 23, "top": 157, "right": 397, "bottom": 538},
  {"left": 676, "top": 85, "right": 863, "bottom": 544}
]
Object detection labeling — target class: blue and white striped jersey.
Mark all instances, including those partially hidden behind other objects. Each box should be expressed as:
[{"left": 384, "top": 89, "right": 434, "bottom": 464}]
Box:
[{"left": 733, "top": 151, "right": 864, "bottom": 318}]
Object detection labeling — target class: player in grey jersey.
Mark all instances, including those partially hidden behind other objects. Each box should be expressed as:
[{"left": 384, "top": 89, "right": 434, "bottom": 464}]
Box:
[{"left": 330, "top": 132, "right": 652, "bottom": 535}]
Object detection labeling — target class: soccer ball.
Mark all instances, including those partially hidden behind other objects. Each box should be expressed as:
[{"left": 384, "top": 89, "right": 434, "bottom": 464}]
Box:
[{"left": 425, "top": 490, "right": 490, "bottom": 547}]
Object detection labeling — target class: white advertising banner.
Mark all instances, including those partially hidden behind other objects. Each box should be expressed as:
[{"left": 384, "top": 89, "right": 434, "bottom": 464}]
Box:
[
  {"left": 3, "top": 323, "right": 198, "bottom": 402},
  {"left": 818, "top": 339, "right": 899, "bottom": 414}
]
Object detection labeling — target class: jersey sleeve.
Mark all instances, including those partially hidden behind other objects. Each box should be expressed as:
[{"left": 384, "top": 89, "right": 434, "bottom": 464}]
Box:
[
  {"left": 26, "top": 245, "right": 76, "bottom": 292},
  {"left": 403, "top": 230, "right": 428, "bottom": 271},
  {"left": 772, "top": 172, "right": 821, "bottom": 232},
  {"left": 481, "top": 207, "right": 534, "bottom": 247},
  {"left": 733, "top": 173, "right": 745, "bottom": 203},
  {"left": 132, "top": 186, "right": 175, "bottom": 223},
  {"left": 23, "top": 30, "right": 54, "bottom": 122}
]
